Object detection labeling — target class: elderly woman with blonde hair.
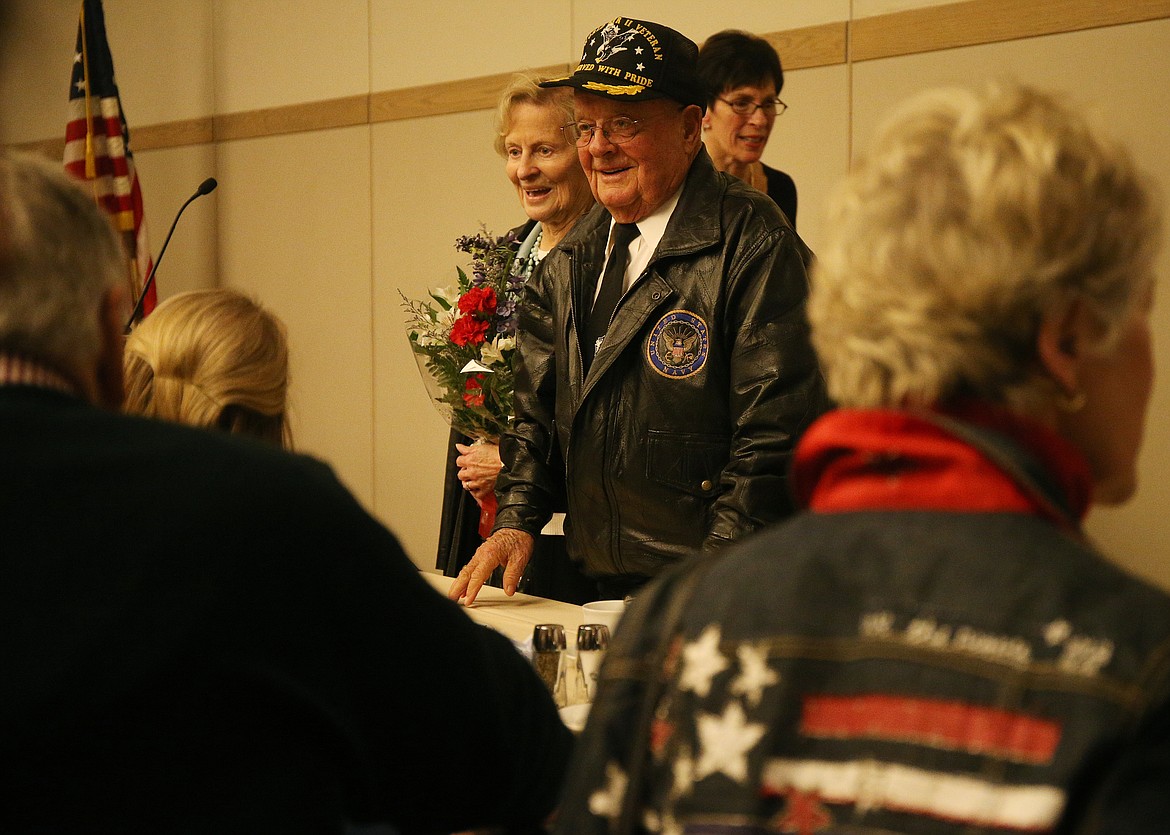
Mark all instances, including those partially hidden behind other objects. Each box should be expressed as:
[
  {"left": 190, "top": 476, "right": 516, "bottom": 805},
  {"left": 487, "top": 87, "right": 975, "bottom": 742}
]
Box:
[
  {"left": 123, "top": 288, "right": 291, "bottom": 448},
  {"left": 438, "top": 73, "right": 596, "bottom": 602},
  {"left": 811, "top": 85, "right": 1157, "bottom": 506},
  {"left": 555, "top": 84, "right": 1170, "bottom": 834}
]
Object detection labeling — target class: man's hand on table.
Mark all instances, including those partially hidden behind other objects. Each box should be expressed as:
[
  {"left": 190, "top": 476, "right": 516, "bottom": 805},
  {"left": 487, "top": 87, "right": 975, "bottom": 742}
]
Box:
[{"left": 448, "top": 528, "right": 535, "bottom": 605}]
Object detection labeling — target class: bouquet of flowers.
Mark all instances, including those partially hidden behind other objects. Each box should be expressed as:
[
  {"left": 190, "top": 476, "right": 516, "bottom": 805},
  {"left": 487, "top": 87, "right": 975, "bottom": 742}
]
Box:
[
  {"left": 401, "top": 227, "right": 525, "bottom": 441},
  {"left": 402, "top": 227, "right": 527, "bottom": 537}
]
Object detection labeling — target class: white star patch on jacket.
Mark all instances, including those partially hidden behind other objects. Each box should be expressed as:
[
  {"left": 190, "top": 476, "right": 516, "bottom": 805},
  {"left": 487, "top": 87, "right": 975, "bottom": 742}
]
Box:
[
  {"left": 588, "top": 761, "right": 628, "bottom": 819},
  {"left": 678, "top": 625, "right": 729, "bottom": 697},
  {"left": 670, "top": 745, "right": 695, "bottom": 800},
  {"left": 729, "top": 643, "right": 780, "bottom": 706},
  {"left": 694, "top": 701, "right": 767, "bottom": 782}
]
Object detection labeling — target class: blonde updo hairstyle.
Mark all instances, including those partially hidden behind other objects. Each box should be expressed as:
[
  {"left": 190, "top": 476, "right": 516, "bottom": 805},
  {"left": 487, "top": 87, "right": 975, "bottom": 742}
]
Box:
[
  {"left": 810, "top": 83, "right": 1161, "bottom": 414},
  {"left": 123, "top": 289, "right": 291, "bottom": 448},
  {"left": 493, "top": 73, "right": 576, "bottom": 158}
]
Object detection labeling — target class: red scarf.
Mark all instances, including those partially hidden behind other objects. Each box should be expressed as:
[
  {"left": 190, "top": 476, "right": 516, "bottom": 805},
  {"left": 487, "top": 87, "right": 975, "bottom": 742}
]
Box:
[{"left": 792, "top": 403, "right": 1092, "bottom": 532}]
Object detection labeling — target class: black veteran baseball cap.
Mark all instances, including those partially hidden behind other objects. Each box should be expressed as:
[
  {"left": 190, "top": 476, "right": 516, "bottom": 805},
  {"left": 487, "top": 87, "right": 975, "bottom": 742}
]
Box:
[{"left": 540, "top": 16, "right": 707, "bottom": 111}]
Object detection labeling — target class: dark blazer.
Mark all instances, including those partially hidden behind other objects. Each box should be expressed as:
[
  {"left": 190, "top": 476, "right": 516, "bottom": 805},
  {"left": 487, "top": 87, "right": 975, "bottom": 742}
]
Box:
[
  {"left": 0, "top": 385, "right": 570, "bottom": 833},
  {"left": 762, "top": 162, "right": 797, "bottom": 229}
]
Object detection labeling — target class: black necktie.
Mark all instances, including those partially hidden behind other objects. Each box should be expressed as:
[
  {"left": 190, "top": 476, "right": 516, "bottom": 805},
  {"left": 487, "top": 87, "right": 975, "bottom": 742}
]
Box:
[{"left": 584, "top": 222, "right": 640, "bottom": 371}]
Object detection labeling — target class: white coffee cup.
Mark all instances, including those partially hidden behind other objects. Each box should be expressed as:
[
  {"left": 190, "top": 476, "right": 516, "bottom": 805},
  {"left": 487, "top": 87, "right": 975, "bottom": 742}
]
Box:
[{"left": 581, "top": 599, "right": 626, "bottom": 635}]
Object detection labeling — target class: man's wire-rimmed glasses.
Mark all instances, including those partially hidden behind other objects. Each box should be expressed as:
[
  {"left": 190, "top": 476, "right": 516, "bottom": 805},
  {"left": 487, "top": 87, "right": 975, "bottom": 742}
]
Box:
[{"left": 564, "top": 115, "right": 645, "bottom": 148}]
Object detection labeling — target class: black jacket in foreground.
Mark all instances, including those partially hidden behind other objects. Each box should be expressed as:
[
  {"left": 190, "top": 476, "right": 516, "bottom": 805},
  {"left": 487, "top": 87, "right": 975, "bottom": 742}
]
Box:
[{"left": 0, "top": 385, "right": 571, "bottom": 834}]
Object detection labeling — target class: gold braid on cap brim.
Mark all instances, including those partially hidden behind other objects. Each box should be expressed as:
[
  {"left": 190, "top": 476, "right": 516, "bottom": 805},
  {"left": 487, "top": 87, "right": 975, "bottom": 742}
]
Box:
[{"left": 582, "top": 81, "right": 646, "bottom": 96}]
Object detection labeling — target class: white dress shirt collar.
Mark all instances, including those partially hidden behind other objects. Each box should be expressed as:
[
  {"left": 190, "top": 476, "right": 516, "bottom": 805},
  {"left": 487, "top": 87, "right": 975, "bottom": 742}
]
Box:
[{"left": 601, "top": 184, "right": 685, "bottom": 296}]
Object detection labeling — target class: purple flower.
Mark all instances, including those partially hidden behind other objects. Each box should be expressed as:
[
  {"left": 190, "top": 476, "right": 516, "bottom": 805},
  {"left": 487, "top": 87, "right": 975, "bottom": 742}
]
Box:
[{"left": 496, "top": 314, "right": 519, "bottom": 336}]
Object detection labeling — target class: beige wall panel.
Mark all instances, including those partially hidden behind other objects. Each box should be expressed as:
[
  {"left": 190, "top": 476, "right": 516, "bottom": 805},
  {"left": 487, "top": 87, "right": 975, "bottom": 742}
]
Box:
[
  {"left": 852, "top": 20, "right": 1170, "bottom": 590},
  {"left": 213, "top": 0, "right": 370, "bottom": 113},
  {"left": 371, "top": 3, "right": 573, "bottom": 90},
  {"left": 760, "top": 63, "right": 850, "bottom": 254},
  {"left": 1, "top": 0, "right": 212, "bottom": 145},
  {"left": 216, "top": 126, "right": 376, "bottom": 511},
  {"left": 0, "top": 0, "right": 218, "bottom": 297},
  {"left": 132, "top": 143, "right": 221, "bottom": 301},
  {"left": 371, "top": 110, "right": 523, "bottom": 568},
  {"left": 569, "top": 1, "right": 850, "bottom": 49},
  {"left": 0, "top": 0, "right": 76, "bottom": 145},
  {"left": 0, "top": 0, "right": 213, "bottom": 146},
  {"left": 101, "top": 0, "right": 215, "bottom": 125}
]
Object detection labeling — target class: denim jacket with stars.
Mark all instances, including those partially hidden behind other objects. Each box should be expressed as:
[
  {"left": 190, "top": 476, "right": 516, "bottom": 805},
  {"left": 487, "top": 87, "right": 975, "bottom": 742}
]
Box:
[{"left": 553, "top": 413, "right": 1170, "bottom": 835}]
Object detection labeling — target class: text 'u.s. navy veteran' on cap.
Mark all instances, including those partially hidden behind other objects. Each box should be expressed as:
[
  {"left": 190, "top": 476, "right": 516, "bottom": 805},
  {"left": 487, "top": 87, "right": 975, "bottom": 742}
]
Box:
[{"left": 540, "top": 16, "right": 707, "bottom": 111}]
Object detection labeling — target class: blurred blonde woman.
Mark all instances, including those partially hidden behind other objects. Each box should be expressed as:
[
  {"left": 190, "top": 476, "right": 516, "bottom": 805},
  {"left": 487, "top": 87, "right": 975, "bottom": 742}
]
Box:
[{"left": 123, "top": 289, "right": 291, "bottom": 448}]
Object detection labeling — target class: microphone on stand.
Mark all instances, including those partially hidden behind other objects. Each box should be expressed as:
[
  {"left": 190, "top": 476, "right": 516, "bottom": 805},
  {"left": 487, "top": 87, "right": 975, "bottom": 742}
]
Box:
[{"left": 123, "top": 177, "right": 219, "bottom": 334}]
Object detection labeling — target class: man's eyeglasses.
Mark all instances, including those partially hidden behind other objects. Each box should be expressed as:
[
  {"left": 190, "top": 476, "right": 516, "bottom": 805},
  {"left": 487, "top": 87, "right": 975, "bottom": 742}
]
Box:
[
  {"left": 563, "top": 116, "right": 645, "bottom": 148},
  {"left": 717, "top": 96, "right": 788, "bottom": 117}
]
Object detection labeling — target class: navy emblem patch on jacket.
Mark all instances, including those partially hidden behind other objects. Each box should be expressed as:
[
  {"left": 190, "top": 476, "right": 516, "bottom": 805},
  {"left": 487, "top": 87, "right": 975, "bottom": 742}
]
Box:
[{"left": 648, "top": 310, "right": 709, "bottom": 378}]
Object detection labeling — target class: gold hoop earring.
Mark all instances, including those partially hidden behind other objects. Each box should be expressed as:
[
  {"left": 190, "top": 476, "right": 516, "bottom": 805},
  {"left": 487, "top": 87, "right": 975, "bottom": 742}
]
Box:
[{"left": 1057, "top": 390, "right": 1087, "bottom": 413}]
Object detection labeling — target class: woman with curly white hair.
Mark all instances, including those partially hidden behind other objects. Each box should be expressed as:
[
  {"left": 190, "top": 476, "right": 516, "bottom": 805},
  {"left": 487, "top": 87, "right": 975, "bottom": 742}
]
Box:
[
  {"left": 809, "top": 84, "right": 1159, "bottom": 509},
  {"left": 554, "top": 84, "right": 1170, "bottom": 835}
]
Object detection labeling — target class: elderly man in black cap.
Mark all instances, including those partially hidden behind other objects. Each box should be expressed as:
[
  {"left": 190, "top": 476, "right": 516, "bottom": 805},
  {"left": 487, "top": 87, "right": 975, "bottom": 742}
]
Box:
[{"left": 450, "top": 16, "right": 828, "bottom": 605}]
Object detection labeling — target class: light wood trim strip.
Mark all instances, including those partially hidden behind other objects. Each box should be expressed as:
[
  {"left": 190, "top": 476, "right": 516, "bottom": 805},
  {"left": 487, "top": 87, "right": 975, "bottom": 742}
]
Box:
[
  {"left": 11, "top": 118, "right": 212, "bottom": 156},
  {"left": 12, "top": 138, "right": 66, "bottom": 159},
  {"left": 764, "top": 21, "right": 848, "bottom": 71},
  {"left": 214, "top": 94, "right": 369, "bottom": 143},
  {"left": 133, "top": 117, "right": 215, "bottom": 151},
  {"left": 851, "top": 0, "right": 1170, "bottom": 62},
  {"left": 370, "top": 63, "right": 571, "bottom": 123}
]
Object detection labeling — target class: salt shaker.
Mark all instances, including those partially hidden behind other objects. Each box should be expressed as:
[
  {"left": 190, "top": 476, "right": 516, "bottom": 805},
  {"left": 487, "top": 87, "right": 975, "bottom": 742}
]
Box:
[
  {"left": 532, "top": 623, "right": 568, "bottom": 707},
  {"left": 575, "top": 623, "right": 610, "bottom": 702}
]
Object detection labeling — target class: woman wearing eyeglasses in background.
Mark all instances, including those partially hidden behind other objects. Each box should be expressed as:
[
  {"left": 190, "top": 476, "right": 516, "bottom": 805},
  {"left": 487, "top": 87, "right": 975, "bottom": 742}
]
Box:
[{"left": 697, "top": 29, "right": 797, "bottom": 228}]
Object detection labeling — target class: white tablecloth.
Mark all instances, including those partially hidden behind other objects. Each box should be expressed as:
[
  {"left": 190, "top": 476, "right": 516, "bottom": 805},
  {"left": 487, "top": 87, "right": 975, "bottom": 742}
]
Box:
[{"left": 422, "top": 570, "right": 584, "bottom": 646}]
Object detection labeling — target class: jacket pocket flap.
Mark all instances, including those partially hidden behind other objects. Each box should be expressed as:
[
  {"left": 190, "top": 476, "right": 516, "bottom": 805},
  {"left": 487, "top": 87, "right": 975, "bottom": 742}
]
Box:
[{"left": 646, "top": 430, "right": 729, "bottom": 497}]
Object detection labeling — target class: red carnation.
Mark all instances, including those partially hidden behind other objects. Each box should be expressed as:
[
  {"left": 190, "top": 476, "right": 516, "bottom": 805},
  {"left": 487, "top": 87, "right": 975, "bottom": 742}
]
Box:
[
  {"left": 450, "top": 315, "right": 490, "bottom": 347},
  {"left": 463, "top": 374, "right": 486, "bottom": 407},
  {"left": 458, "top": 286, "right": 497, "bottom": 316}
]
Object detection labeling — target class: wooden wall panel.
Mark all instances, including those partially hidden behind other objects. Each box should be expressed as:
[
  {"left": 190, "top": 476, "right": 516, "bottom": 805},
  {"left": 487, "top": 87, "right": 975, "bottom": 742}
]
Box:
[
  {"left": 214, "top": 96, "right": 369, "bottom": 143},
  {"left": 851, "top": 0, "right": 1170, "bottom": 61},
  {"left": 369, "top": 65, "right": 569, "bottom": 124},
  {"left": 766, "top": 22, "right": 848, "bottom": 70}
]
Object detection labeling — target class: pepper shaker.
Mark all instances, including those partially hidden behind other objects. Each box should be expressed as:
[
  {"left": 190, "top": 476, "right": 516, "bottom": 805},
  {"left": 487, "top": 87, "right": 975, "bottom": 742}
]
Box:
[
  {"left": 532, "top": 623, "right": 567, "bottom": 707},
  {"left": 575, "top": 623, "right": 610, "bottom": 702}
]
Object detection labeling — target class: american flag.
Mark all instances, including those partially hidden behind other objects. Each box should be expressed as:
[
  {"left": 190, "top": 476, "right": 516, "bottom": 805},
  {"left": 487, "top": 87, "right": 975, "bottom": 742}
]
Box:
[{"left": 63, "top": 0, "right": 154, "bottom": 317}]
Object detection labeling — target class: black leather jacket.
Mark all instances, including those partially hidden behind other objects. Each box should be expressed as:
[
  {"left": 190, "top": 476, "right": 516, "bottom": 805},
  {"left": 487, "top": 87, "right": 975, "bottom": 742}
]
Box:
[{"left": 495, "top": 150, "right": 828, "bottom": 580}]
